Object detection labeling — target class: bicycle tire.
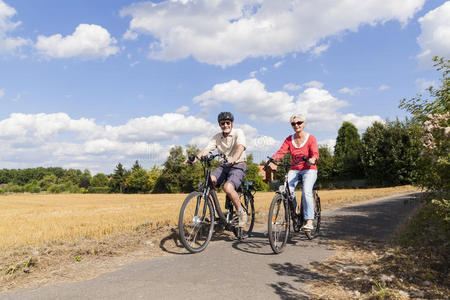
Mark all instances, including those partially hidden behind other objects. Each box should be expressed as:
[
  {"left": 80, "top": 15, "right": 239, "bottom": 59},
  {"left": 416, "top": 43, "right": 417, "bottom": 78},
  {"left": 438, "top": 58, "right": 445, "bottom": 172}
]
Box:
[
  {"left": 232, "top": 192, "right": 256, "bottom": 239},
  {"left": 305, "top": 191, "right": 321, "bottom": 240},
  {"left": 178, "top": 191, "right": 215, "bottom": 253},
  {"left": 268, "top": 193, "right": 290, "bottom": 254}
]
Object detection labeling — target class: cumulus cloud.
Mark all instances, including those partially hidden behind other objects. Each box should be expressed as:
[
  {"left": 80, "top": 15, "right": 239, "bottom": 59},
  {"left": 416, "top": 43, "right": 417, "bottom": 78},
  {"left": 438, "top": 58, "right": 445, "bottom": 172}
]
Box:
[
  {"left": 0, "top": 0, "right": 31, "bottom": 54},
  {"left": 35, "top": 24, "right": 119, "bottom": 59},
  {"left": 121, "top": 0, "right": 425, "bottom": 66},
  {"left": 194, "top": 78, "right": 382, "bottom": 131},
  {"left": 417, "top": 2, "right": 450, "bottom": 65},
  {"left": 0, "top": 112, "right": 281, "bottom": 173}
]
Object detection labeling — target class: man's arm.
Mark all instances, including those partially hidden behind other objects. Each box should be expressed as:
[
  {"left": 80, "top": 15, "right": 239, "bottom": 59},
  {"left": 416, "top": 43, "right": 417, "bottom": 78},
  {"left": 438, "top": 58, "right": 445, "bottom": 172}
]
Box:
[{"left": 227, "top": 144, "right": 245, "bottom": 164}]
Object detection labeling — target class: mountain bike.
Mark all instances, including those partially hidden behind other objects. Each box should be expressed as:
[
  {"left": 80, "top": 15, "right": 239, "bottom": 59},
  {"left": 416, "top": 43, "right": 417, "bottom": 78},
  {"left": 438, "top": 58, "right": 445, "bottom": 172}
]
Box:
[
  {"left": 178, "top": 153, "right": 256, "bottom": 253},
  {"left": 265, "top": 156, "right": 321, "bottom": 254}
]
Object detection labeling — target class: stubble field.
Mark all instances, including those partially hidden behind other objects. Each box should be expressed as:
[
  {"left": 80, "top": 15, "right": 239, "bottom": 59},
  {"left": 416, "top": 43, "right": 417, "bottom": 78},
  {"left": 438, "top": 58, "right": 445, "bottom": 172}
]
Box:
[{"left": 0, "top": 186, "right": 418, "bottom": 250}]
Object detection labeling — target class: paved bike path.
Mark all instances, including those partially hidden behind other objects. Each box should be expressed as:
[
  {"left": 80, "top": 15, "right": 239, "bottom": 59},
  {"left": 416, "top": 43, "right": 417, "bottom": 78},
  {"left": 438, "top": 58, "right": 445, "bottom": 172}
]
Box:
[{"left": 1, "top": 193, "right": 421, "bottom": 300}]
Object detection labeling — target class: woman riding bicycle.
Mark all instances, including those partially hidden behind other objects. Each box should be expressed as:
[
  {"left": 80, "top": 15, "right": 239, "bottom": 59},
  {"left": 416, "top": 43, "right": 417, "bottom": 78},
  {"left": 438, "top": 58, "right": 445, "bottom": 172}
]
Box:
[{"left": 268, "top": 114, "right": 319, "bottom": 231}]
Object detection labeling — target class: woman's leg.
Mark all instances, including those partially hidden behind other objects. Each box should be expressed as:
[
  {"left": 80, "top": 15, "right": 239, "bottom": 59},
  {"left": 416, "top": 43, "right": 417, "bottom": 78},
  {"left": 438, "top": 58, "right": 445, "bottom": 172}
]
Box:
[
  {"left": 287, "top": 170, "right": 301, "bottom": 210},
  {"left": 301, "top": 170, "right": 318, "bottom": 222}
]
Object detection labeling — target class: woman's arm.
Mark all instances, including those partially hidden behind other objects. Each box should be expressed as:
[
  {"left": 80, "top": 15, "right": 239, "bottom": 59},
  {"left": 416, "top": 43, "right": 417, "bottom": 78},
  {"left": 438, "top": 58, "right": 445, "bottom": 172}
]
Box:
[{"left": 272, "top": 137, "right": 290, "bottom": 161}]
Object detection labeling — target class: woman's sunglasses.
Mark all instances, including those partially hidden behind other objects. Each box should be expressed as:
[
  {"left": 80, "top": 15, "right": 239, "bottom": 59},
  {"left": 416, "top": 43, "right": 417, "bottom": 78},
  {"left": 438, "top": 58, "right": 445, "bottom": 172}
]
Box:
[{"left": 291, "top": 121, "right": 304, "bottom": 127}]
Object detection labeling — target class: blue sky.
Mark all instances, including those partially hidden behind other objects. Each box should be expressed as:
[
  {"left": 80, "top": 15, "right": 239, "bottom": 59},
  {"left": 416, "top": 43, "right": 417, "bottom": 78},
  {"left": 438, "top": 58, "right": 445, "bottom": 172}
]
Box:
[{"left": 0, "top": 0, "right": 449, "bottom": 173}]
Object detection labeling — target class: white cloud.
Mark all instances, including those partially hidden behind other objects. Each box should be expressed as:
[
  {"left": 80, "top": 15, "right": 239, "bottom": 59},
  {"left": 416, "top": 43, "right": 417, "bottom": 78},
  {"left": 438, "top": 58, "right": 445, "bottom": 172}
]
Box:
[
  {"left": 303, "top": 81, "right": 324, "bottom": 89},
  {"left": 0, "top": 112, "right": 217, "bottom": 172},
  {"left": 0, "top": 88, "right": 4, "bottom": 99},
  {"left": 338, "top": 86, "right": 364, "bottom": 95},
  {"left": 194, "top": 78, "right": 296, "bottom": 122},
  {"left": 175, "top": 105, "right": 190, "bottom": 114},
  {"left": 378, "top": 84, "right": 390, "bottom": 91},
  {"left": 123, "top": 29, "right": 138, "bottom": 40},
  {"left": 121, "top": 0, "right": 425, "bottom": 67},
  {"left": 193, "top": 78, "right": 382, "bottom": 132},
  {"left": 283, "top": 83, "right": 302, "bottom": 91},
  {"left": 0, "top": 0, "right": 31, "bottom": 54},
  {"left": 0, "top": 111, "right": 284, "bottom": 173},
  {"left": 35, "top": 24, "right": 119, "bottom": 59},
  {"left": 417, "top": 2, "right": 450, "bottom": 65},
  {"left": 311, "top": 43, "right": 330, "bottom": 57},
  {"left": 274, "top": 60, "right": 284, "bottom": 68}
]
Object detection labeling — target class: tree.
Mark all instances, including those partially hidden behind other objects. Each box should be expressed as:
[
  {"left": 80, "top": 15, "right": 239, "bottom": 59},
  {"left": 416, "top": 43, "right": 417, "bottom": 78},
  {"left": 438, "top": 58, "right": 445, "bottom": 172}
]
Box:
[
  {"left": 109, "top": 163, "right": 127, "bottom": 193},
  {"left": 245, "top": 154, "right": 267, "bottom": 191},
  {"left": 148, "top": 165, "right": 162, "bottom": 192},
  {"left": 91, "top": 173, "right": 109, "bottom": 187},
  {"left": 316, "top": 145, "right": 334, "bottom": 185},
  {"left": 360, "top": 120, "right": 421, "bottom": 186},
  {"left": 79, "top": 169, "right": 91, "bottom": 189},
  {"left": 131, "top": 160, "right": 142, "bottom": 172},
  {"left": 153, "top": 146, "right": 186, "bottom": 193},
  {"left": 399, "top": 56, "right": 449, "bottom": 193},
  {"left": 126, "top": 168, "right": 150, "bottom": 193},
  {"left": 334, "top": 121, "right": 363, "bottom": 179}
]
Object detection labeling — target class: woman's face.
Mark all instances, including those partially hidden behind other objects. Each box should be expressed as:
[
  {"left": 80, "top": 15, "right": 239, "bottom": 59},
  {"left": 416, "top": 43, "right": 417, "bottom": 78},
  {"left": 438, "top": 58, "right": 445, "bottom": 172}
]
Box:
[{"left": 290, "top": 117, "right": 305, "bottom": 134}]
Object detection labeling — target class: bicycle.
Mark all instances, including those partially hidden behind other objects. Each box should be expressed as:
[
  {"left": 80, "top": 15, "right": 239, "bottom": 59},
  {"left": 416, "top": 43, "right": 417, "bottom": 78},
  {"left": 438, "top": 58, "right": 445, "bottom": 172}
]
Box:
[
  {"left": 178, "top": 153, "right": 256, "bottom": 253},
  {"left": 265, "top": 156, "right": 321, "bottom": 254}
]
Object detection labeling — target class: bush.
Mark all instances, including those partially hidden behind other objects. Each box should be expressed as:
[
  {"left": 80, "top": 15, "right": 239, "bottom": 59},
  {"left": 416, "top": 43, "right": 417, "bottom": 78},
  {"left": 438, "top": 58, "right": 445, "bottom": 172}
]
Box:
[
  {"left": 47, "top": 184, "right": 65, "bottom": 194},
  {"left": 23, "top": 182, "right": 41, "bottom": 193},
  {"left": 88, "top": 186, "right": 111, "bottom": 194},
  {"left": 8, "top": 185, "right": 24, "bottom": 193}
]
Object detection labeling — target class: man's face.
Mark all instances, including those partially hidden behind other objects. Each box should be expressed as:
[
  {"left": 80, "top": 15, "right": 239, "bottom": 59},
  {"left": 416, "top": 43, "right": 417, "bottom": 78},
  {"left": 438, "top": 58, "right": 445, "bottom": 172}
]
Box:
[{"left": 219, "top": 120, "right": 233, "bottom": 134}]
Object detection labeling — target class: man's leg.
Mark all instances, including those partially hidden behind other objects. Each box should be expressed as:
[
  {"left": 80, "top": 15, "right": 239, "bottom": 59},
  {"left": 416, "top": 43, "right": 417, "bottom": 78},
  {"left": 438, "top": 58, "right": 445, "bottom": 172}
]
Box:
[
  {"left": 224, "top": 164, "right": 247, "bottom": 227},
  {"left": 223, "top": 182, "right": 242, "bottom": 210}
]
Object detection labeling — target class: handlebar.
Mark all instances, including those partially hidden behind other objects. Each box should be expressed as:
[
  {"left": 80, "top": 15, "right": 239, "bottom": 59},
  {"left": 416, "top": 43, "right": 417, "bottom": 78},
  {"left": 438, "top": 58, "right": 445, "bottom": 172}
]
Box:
[
  {"left": 188, "top": 153, "right": 228, "bottom": 165},
  {"left": 265, "top": 155, "right": 312, "bottom": 168}
]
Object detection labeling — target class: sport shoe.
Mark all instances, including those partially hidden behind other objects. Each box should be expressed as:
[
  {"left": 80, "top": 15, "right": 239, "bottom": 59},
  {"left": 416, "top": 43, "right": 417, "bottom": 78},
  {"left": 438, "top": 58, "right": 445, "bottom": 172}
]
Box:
[
  {"left": 238, "top": 210, "right": 247, "bottom": 228},
  {"left": 301, "top": 224, "right": 314, "bottom": 231}
]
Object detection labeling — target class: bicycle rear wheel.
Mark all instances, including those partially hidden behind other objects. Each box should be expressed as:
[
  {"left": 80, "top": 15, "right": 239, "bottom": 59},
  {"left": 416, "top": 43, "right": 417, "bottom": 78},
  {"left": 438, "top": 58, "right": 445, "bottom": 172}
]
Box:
[
  {"left": 232, "top": 192, "right": 255, "bottom": 239},
  {"left": 268, "top": 193, "right": 290, "bottom": 254},
  {"left": 178, "top": 191, "right": 214, "bottom": 253},
  {"left": 305, "top": 191, "right": 321, "bottom": 240}
]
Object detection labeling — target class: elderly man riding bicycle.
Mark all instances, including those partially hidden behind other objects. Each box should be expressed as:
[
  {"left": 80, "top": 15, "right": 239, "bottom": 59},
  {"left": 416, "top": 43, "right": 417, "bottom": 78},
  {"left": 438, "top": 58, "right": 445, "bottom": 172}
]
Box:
[{"left": 189, "top": 112, "right": 248, "bottom": 228}]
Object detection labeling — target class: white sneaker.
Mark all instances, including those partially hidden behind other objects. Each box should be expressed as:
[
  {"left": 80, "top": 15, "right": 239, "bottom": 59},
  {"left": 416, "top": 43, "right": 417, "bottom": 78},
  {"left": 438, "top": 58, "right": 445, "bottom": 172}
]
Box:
[{"left": 238, "top": 210, "right": 247, "bottom": 228}]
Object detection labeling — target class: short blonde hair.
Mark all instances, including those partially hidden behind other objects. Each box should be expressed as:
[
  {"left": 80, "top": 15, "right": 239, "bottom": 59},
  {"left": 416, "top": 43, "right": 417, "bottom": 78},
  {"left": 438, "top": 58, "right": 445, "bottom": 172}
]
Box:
[{"left": 289, "top": 114, "right": 306, "bottom": 123}]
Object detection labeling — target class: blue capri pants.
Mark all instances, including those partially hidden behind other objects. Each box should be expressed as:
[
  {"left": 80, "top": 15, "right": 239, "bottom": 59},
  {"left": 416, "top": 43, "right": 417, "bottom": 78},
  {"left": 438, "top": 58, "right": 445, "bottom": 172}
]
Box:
[{"left": 287, "top": 169, "right": 317, "bottom": 220}]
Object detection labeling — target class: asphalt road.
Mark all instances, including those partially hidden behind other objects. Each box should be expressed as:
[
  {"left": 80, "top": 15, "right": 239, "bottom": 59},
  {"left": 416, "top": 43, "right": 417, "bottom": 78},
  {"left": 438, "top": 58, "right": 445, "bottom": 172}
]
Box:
[{"left": 1, "top": 193, "right": 421, "bottom": 300}]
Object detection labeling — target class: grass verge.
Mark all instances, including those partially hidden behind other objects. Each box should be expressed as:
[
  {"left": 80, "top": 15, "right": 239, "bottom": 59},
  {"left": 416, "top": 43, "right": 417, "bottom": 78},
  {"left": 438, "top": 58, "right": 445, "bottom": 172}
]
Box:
[{"left": 308, "top": 195, "right": 449, "bottom": 299}]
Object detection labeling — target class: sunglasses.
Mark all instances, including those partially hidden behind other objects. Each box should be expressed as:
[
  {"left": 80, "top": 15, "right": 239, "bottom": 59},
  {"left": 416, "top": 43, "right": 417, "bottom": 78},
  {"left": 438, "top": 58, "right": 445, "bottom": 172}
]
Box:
[
  {"left": 291, "top": 121, "right": 304, "bottom": 127},
  {"left": 219, "top": 121, "right": 232, "bottom": 126}
]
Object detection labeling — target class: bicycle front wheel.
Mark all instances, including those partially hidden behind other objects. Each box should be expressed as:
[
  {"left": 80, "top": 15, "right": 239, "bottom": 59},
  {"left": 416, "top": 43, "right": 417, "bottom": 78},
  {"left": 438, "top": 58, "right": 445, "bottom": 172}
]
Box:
[
  {"left": 268, "top": 193, "right": 290, "bottom": 254},
  {"left": 178, "top": 191, "right": 214, "bottom": 253}
]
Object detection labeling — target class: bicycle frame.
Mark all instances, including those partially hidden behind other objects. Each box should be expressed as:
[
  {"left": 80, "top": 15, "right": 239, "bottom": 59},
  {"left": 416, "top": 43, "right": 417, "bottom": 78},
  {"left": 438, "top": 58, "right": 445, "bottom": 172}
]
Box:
[{"left": 197, "top": 154, "right": 230, "bottom": 223}]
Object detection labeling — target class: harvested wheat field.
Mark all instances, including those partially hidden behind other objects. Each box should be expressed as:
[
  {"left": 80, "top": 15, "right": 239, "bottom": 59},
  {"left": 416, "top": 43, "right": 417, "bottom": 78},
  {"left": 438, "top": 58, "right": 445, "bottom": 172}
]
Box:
[{"left": 0, "top": 186, "right": 418, "bottom": 250}]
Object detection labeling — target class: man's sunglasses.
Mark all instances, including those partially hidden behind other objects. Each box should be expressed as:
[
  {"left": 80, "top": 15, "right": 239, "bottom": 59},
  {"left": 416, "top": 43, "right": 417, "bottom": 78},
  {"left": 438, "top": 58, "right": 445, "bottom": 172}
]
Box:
[
  {"left": 219, "top": 121, "right": 232, "bottom": 126},
  {"left": 291, "top": 121, "right": 304, "bottom": 127}
]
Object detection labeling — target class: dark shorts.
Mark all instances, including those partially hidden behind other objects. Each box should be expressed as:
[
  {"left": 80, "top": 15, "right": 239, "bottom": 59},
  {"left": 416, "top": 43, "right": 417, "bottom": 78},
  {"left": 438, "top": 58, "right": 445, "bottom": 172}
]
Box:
[{"left": 211, "top": 164, "right": 247, "bottom": 190}]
